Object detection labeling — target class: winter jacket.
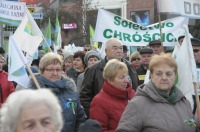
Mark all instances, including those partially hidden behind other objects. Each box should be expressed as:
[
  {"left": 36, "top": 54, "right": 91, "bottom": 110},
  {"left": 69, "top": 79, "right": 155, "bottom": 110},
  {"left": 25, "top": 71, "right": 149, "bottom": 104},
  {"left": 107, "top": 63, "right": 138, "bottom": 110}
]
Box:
[
  {"left": 90, "top": 81, "right": 135, "bottom": 132},
  {"left": 116, "top": 81, "right": 199, "bottom": 132},
  {"left": 66, "top": 67, "right": 82, "bottom": 85},
  {"left": 16, "top": 74, "right": 86, "bottom": 132},
  {"left": 80, "top": 57, "right": 138, "bottom": 117},
  {"left": 0, "top": 70, "right": 15, "bottom": 107}
]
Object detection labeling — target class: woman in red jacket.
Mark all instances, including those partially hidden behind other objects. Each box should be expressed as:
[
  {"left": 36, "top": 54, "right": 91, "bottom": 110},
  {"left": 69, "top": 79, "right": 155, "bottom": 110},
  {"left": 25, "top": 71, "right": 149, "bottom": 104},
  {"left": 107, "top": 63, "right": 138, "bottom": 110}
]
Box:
[
  {"left": 0, "top": 55, "right": 15, "bottom": 107},
  {"left": 89, "top": 59, "right": 135, "bottom": 132}
]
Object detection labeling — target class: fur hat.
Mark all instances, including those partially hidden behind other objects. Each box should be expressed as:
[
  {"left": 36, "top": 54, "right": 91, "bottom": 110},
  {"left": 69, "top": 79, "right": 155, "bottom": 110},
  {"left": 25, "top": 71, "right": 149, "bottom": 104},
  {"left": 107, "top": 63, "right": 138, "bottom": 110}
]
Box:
[{"left": 84, "top": 50, "right": 102, "bottom": 65}]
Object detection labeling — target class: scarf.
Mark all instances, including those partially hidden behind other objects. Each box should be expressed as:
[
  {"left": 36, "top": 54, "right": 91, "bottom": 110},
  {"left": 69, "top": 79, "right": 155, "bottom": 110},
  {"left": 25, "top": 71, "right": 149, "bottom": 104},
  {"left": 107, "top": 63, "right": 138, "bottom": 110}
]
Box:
[
  {"left": 38, "top": 76, "right": 67, "bottom": 94},
  {"left": 154, "top": 83, "right": 178, "bottom": 105}
]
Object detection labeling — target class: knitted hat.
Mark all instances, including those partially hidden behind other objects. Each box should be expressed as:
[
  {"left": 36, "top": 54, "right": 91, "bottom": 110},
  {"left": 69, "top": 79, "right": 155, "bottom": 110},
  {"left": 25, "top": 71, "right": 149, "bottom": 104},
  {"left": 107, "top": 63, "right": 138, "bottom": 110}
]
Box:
[
  {"left": 84, "top": 50, "right": 102, "bottom": 65},
  {"left": 78, "top": 119, "right": 102, "bottom": 132}
]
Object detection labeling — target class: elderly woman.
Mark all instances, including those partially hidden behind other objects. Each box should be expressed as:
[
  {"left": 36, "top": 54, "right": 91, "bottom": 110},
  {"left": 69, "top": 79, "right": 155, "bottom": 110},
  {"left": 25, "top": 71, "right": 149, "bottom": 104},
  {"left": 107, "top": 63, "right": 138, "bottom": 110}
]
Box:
[
  {"left": 0, "top": 89, "right": 63, "bottom": 132},
  {"left": 89, "top": 59, "right": 135, "bottom": 132},
  {"left": 116, "top": 54, "right": 199, "bottom": 132},
  {"left": 16, "top": 52, "right": 86, "bottom": 132},
  {"left": 0, "top": 54, "right": 15, "bottom": 108}
]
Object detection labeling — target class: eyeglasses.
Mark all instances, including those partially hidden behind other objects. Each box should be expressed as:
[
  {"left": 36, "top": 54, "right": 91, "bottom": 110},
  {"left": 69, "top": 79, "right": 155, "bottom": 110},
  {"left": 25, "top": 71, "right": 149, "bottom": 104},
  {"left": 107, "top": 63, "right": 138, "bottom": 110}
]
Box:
[
  {"left": 45, "top": 68, "right": 62, "bottom": 72},
  {"left": 131, "top": 58, "right": 140, "bottom": 61},
  {"left": 193, "top": 49, "right": 200, "bottom": 53},
  {"left": 84, "top": 49, "right": 91, "bottom": 52}
]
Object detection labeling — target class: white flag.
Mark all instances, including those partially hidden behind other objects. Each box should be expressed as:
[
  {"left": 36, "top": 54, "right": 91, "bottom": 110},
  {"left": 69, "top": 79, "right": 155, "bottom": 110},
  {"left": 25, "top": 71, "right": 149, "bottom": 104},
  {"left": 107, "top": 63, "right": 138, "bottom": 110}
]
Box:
[
  {"left": 13, "top": 8, "right": 43, "bottom": 55},
  {"left": 8, "top": 36, "right": 30, "bottom": 88},
  {"left": 172, "top": 25, "right": 197, "bottom": 108}
]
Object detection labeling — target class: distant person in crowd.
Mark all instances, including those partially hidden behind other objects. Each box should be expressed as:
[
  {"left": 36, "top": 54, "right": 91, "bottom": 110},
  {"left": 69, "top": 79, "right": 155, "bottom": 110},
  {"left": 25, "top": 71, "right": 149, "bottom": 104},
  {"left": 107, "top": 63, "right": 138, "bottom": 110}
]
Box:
[
  {"left": 38, "top": 49, "right": 45, "bottom": 59},
  {"left": 130, "top": 51, "right": 140, "bottom": 69},
  {"left": 191, "top": 38, "right": 200, "bottom": 68},
  {"left": 0, "top": 54, "right": 15, "bottom": 108},
  {"left": 149, "top": 40, "right": 162, "bottom": 55},
  {"left": 123, "top": 45, "right": 129, "bottom": 60},
  {"left": 136, "top": 48, "right": 153, "bottom": 85},
  {"left": 84, "top": 44, "right": 92, "bottom": 53},
  {"left": 90, "top": 59, "right": 135, "bottom": 132},
  {"left": 191, "top": 38, "right": 200, "bottom": 114},
  {"left": 0, "top": 89, "right": 63, "bottom": 132},
  {"left": 77, "top": 50, "right": 102, "bottom": 91},
  {"left": 80, "top": 38, "right": 138, "bottom": 117},
  {"left": 0, "top": 47, "right": 8, "bottom": 72},
  {"left": 16, "top": 52, "right": 86, "bottom": 132},
  {"left": 0, "top": 47, "right": 5, "bottom": 56},
  {"left": 64, "top": 55, "right": 74, "bottom": 71},
  {"left": 66, "top": 51, "right": 86, "bottom": 85},
  {"left": 178, "top": 35, "right": 185, "bottom": 45},
  {"left": 116, "top": 54, "right": 199, "bottom": 132},
  {"left": 78, "top": 119, "right": 102, "bottom": 132},
  {"left": 31, "top": 58, "right": 40, "bottom": 71}
]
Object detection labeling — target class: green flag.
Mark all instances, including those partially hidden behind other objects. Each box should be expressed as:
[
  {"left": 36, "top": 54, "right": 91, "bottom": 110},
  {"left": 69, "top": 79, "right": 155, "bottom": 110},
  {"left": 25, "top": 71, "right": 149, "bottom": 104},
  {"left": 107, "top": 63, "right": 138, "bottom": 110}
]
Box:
[
  {"left": 89, "top": 25, "right": 98, "bottom": 49},
  {"left": 43, "top": 18, "right": 51, "bottom": 53},
  {"left": 54, "top": 14, "right": 61, "bottom": 48}
]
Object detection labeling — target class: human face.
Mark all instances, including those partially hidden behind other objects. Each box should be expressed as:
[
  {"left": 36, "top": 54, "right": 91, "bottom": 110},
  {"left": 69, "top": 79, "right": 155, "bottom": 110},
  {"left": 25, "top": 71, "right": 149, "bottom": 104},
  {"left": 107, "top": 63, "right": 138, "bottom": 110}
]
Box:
[
  {"left": 105, "top": 42, "right": 123, "bottom": 60},
  {"left": 64, "top": 59, "right": 73, "bottom": 70},
  {"left": 42, "top": 63, "right": 62, "bottom": 82},
  {"left": 87, "top": 57, "right": 99, "bottom": 66},
  {"left": 16, "top": 103, "right": 56, "bottom": 132},
  {"left": 84, "top": 47, "right": 92, "bottom": 53},
  {"left": 193, "top": 46, "right": 200, "bottom": 63},
  {"left": 140, "top": 54, "right": 152, "bottom": 66},
  {"left": 73, "top": 57, "right": 84, "bottom": 71},
  {"left": 108, "top": 70, "right": 129, "bottom": 91},
  {"left": 131, "top": 57, "right": 140, "bottom": 67},
  {"left": 178, "top": 38, "right": 184, "bottom": 45},
  {"left": 151, "top": 44, "right": 162, "bottom": 55},
  {"left": 151, "top": 64, "right": 176, "bottom": 93}
]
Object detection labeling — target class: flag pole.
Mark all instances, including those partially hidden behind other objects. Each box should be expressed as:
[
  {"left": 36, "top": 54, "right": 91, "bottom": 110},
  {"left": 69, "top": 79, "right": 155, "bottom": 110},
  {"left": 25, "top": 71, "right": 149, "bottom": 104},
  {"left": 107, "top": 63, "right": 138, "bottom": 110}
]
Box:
[
  {"left": 25, "top": 63, "right": 41, "bottom": 89},
  {"left": 42, "top": 36, "right": 53, "bottom": 52},
  {"left": 156, "top": 0, "right": 164, "bottom": 52}
]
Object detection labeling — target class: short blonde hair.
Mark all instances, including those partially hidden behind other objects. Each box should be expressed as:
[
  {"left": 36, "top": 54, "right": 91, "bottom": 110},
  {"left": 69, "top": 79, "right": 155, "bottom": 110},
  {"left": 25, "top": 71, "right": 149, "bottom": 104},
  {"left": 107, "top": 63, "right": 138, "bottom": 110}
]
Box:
[
  {"left": 130, "top": 51, "right": 139, "bottom": 61},
  {"left": 149, "top": 53, "right": 177, "bottom": 74},
  {"left": 0, "top": 89, "right": 63, "bottom": 132},
  {"left": 39, "top": 52, "right": 63, "bottom": 73},
  {"left": 103, "top": 59, "right": 128, "bottom": 81}
]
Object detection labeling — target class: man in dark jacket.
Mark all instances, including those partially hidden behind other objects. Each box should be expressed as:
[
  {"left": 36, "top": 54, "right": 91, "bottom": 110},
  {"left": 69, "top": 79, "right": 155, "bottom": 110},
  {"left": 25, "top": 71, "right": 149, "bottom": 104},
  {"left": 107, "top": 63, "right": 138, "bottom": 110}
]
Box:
[
  {"left": 80, "top": 38, "right": 139, "bottom": 117},
  {"left": 136, "top": 48, "right": 153, "bottom": 85}
]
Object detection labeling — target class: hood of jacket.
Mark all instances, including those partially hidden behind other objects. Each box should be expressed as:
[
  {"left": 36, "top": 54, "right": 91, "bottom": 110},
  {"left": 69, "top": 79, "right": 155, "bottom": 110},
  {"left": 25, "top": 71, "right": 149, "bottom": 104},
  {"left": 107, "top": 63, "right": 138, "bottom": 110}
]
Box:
[{"left": 136, "top": 81, "right": 185, "bottom": 104}]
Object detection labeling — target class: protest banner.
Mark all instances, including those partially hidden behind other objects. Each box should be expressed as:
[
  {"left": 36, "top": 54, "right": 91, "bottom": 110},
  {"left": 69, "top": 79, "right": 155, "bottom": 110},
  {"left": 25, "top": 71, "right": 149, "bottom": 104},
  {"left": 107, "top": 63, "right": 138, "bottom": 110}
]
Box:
[
  {"left": 158, "top": 0, "right": 200, "bottom": 19},
  {"left": 0, "top": 1, "right": 25, "bottom": 26},
  {"left": 94, "top": 9, "right": 189, "bottom": 46}
]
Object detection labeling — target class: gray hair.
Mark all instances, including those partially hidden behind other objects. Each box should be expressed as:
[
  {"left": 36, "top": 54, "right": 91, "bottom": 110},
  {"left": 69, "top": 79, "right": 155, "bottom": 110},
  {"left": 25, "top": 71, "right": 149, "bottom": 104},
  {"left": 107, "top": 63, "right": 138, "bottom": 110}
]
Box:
[
  {"left": 105, "top": 38, "right": 122, "bottom": 49},
  {"left": 0, "top": 89, "right": 63, "bottom": 132}
]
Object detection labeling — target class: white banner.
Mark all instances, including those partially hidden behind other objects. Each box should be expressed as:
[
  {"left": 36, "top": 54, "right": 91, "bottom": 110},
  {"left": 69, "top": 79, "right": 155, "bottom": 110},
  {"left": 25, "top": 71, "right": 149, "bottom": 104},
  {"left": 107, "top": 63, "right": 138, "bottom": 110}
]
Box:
[
  {"left": 0, "top": 1, "right": 25, "bottom": 26},
  {"left": 158, "top": 0, "right": 200, "bottom": 19},
  {"left": 94, "top": 9, "right": 189, "bottom": 46}
]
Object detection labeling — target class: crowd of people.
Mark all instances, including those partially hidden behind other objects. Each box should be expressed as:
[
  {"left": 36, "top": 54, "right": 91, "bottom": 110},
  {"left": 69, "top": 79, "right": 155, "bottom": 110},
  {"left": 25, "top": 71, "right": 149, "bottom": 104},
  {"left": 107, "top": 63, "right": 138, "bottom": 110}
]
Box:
[{"left": 0, "top": 36, "right": 200, "bottom": 132}]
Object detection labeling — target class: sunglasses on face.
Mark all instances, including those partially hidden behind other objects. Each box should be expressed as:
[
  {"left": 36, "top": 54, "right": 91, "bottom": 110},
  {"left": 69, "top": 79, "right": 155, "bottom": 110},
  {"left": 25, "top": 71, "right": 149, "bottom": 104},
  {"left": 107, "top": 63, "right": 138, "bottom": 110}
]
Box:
[
  {"left": 131, "top": 58, "right": 140, "bottom": 61},
  {"left": 193, "top": 49, "right": 200, "bottom": 53},
  {"left": 84, "top": 49, "right": 91, "bottom": 52}
]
